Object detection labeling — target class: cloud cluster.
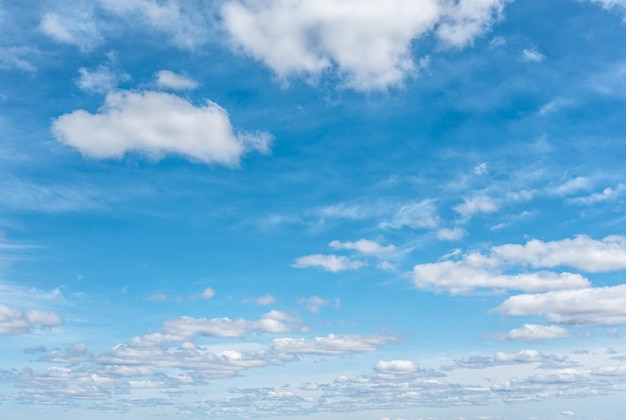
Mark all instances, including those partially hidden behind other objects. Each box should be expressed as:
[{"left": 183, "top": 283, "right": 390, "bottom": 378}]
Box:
[
  {"left": 52, "top": 90, "right": 272, "bottom": 166},
  {"left": 0, "top": 304, "right": 64, "bottom": 335},
  {"left": 413, "top": 235, "right": 626, "bottom": 294},
  {"left": 221, "top": 0, "right": 507, "bottom": 90}
]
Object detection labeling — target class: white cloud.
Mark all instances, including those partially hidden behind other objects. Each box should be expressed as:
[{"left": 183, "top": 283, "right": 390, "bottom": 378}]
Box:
[
  {"left": 587, "top": 0, "right": 626, "bottom": 13},
  {"left": 492, "top": 324, "right": 572, "bottom": 341},
  {"left": 491, "top": 235, "right": 626, "bottom": 272},
  {"left": 221, "top": 0, "right": 506, "bottom": 91},
  {"left": 380, "top": 200, "right": 440, "bottom": 229},
  {"left": 40, "top": 12, "right": 102, "bottom": 51},
  {"left": 453, "top": 194, "right": 499, "bottom": 218},
  {"left": 77, "top": 65, "right": 129, "bottom": 93},
  {"left": 271, "top": 333, "right": 396, "bottom": 355},
  {"left": 156, "top": 70, "right": 198, "bottom": 90},
  {"left": 292, "top": 254, "right": 366, "bottom": 272},
  {"left": 299, "top": 296, "right": 329, "bottom": 313},
  {"left": 520, "top": 47, "right": 545, "bottom": 62},
  {"left": 200, "top": 287, "right": 215, "bottom": 299},
  {"left": 99, "top": 0, "right": 210, "bottom": 49},
  {"left": 569, "top": 184, "right": 626, "bottom": 205},
  {"left": 51, "top": 90, "right": 272, "bottom": 166},
  {"left": 0, "top": 304, "right": 64, "bottom": 334},
  {"left": 474, "top": 162, "right": 488, "bottom": 175},
  {"left": 329, "top": 239, "right": 395, "bottom": 254},
  {"left": 0, "top": 46, "right": 36, "bottom": 72},
  {"left": 436, "top": 227, "right": 466, "bottom": 241},
  {"left": 496, "top": 285, "right": 626, "bottom": 325},
  {"left": 413, "top": 260, "right": 589, "bottom": 294},
  {"left": 375, "top": 360, "right": 419, "bottom": 375},
  {"left": 549, "top": 177, "right": 593, "bottom": 196}
]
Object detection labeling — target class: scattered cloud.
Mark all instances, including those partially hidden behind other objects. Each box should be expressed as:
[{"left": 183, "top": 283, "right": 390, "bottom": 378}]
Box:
[
  {"left": 0, "top": 304, "right": 64, "bottom": 334},
  {"left": 453, "top": 194, "right": 499, "bottom": 219},
  {"left": 380, "top": 200, "right": 440, "bottom": 229},
  {"left": 496, "top": 284, "right": 626, "bottom": 325},
  {"left": 520, "top": 47, "right": 545, "bottom": 62},
  {"left": 549, "top": 176, "right": 593, "bottom": 196},
  {"left": 329, "top": 239, "right": 395, "bottom": 254},
  {"left": 100, "top": 0, "right": 211, "bottom": 49},
  {"left": 244, "top": 294, "right": 276, "bottom": 305},
  {"left": 77, "top": 65, "right": 130, "bottom": 93},
  {"left": 271, "top": 333, "right": 396, "bottom": 355},
  {"left": 491, "top": 235, "right": 626, "bottom": 272},
  {"left": 292, "top": 254, "right": 366, "bottom": 272},
  {"left": 0, "top": 46, "right": 36, "bottom": 72},
  {"left": 298, "top": 296, "right": 329, "bottom": 313},
  {"left": 436, "top": 227, "right": 466, "bottom": 241},
  {"left": 156, "top": 70, "right": 198, "bottom": 90},
  {"left": 569, "top": 184, "right": 626, "bottom": 205},
  {"left": 51, "top": 90, "right": 273, "bottom": 166},
  {"left": 474, "top": 162, "right": 488, "bottom": 175},
  {"left": 40, "top": 11, "right": 102, "bottom": 51},
  {"left": 199, "top": 287, "right": 215, "bottom": 299},
  {"left": 413, "top": 260, "right": 589, "bottom": 294},
  {"left": 146, "top": 292, "right": 167, "bottom": 302},
  {"left": 491, "top": 324, "right": 572, "bottom": 341},
  {"left": 221, "top": 0, "right": 507, "bottom": 90}
]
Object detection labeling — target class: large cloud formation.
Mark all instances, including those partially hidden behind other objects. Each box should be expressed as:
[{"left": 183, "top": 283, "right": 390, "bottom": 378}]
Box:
[{"left": 221, "top": 0, "right": 507, "bottom": 90}]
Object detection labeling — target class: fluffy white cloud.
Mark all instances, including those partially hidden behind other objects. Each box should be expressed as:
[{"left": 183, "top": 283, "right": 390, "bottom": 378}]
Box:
[
  {"left": 51, "top": 90, "right": 272, "bottom": 166},
  {"left": 496, "top": 285, "right": 626, "bottom": 325},
  {"left": 491, "top": 235, "right": 626, "bottom": 272},
  {"left": 0, "top": 304, "right": 64, "bottom": 334},
  {"left": 221, "top": 0, "right": 506, "bottom": 90},
  {"left": 453, "top": 194, "right": 499, "bottom": 218},
  {"left": 40, "top": 12, "right": 102, "bottom": 51},
  {"left": 413, "top": 260, "right": 589, "bottom": 294},
  {"left": 436, "top": 227, "right": 466, "bottom": 241},
  {"left": 492, "top": 324, "right": 572, "bottom": 341},
  {"left": 272, "top": 333, "right": 396, "bottom": 355},
  {"left": 77, "top": 65, "right": 129, "bottom": 93},
  {"left": 329, "top": 239, "right": 395, "bottom": 254},
  {"left": 375, "top": 360, "right": 419, "bottom": 375},
  {"left": 156, "top": 70, "right": 198, "bottom": 90},
  {"left": 292, "top": 254, "right": 366, "bottom": 272}
]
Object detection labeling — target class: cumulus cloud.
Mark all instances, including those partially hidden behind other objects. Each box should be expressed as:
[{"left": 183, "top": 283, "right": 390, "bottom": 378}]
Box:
[
  {"left": 51, "top": 90, "right": 272, "bottom": 166},
  {"left": 492, "top": 324, "right": 572, "bottom": 341},
  {"left": 375, "top": 359, "right": 419, "bottom": 375},
  {"left": 77, "top": 65, "right": 129, "bottom": 93},
  {"left": 199, "top": 287, "right": 215, "bottom": 299},
  {"left": 129, "top": 310, "right": 303, "bottom": 344},
  {"left": 491, "top": 235, "right": 626, "bottom": 272},
  {"left": 413, "top": 260, "right": 589, "bottom": 294},
  {"left": 221, "top": 0, "right": 507, "bottom": 90},
  {"left": 329, "top": 239, "right": 395, "bottom": 254},
  {"left": 271, "top": 333, "right": 396, "bottom": 355},
  {"left": 292, "top": 254, "right": 366, "bottom": 272},
  {"left": 0, "top": 304, "right": 64, "bottom": 334},
  {"left": 40, "top": 12, "right": 102, "bottom": 51},
  {"left": 495, "top": 285, "right": 626, "bottom": 325},
  {"left": 156, "top": 70, "right": 198, "bottom": 90},
  {"left": 453, "top": 194, "right": 499, "bottom": 218}
]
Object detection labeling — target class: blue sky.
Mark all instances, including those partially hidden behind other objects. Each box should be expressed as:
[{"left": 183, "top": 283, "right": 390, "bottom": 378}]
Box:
[{"left": 2, "top": 0, "right": 626, "bottom": 418}]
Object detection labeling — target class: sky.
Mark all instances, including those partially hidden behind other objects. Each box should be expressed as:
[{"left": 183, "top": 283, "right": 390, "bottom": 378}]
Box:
[{"left": 2, "top": 0, "right": 626, "bottom": 419}]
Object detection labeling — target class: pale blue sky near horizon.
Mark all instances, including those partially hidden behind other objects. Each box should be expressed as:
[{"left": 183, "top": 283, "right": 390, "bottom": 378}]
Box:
[{"left": 2, "top": 1, "right": 626, "bottom": 418}]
